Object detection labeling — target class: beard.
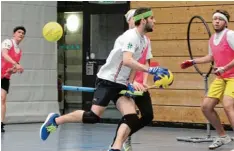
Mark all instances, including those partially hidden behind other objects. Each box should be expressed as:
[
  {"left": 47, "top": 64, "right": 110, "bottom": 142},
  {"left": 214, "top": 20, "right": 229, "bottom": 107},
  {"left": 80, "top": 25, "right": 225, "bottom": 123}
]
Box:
[{"left": 144, "top": 21, "right": 153, "bottom": 32}]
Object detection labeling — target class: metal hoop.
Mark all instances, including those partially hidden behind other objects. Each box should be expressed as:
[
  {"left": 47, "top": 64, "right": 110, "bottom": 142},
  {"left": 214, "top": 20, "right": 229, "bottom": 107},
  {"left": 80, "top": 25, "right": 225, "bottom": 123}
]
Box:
[
  {"left": 187, "top": 16, "right": 214, "bottom": 78},
  {"left": 177, "top": 15, "right": 216, "bottom": 143}
]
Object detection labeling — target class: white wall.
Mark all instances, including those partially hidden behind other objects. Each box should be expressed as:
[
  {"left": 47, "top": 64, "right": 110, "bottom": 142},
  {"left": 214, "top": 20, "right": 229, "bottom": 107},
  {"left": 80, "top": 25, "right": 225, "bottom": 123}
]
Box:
[{"left": 1, "top": 1, "right": 59, "bottom": 123}]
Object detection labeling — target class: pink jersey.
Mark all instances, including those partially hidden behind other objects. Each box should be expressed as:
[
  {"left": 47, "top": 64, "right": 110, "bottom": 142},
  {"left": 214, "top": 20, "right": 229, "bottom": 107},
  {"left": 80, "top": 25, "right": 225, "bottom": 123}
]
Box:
[
  {"left": 1, "top": 40, "right": 22, "bottom": 79},
  {"left": 209, "top": 29, "right": 234, "bottom": 78},
  {"left": 134, "top": 37, "right": 150, "bottom": 84}
]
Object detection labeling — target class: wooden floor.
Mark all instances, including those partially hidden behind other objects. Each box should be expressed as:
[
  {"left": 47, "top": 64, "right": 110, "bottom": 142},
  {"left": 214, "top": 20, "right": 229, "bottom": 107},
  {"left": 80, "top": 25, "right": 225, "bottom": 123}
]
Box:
[{"left": 1, "top": 123, "right": 234, "bottom": 151}]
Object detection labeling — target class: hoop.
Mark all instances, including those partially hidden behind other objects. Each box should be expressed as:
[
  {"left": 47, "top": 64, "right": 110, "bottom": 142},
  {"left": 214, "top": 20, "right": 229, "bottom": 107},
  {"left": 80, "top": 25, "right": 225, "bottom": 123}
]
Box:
[
  {"left": 177, "top": 16, "right": 216, "bottom": 143},
  {"left": 187, "top": 16, "right": 213, "bottom": 78}
]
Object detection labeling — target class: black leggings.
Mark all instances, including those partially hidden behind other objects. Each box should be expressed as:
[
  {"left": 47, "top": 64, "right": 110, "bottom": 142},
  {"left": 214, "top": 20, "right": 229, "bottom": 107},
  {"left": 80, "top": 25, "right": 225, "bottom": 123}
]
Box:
[
  {"left": 111, "top": 91, "right": 153, "bottom": 145},
  {"left": 134, "top": 91, "right": 154, "bottom": 131}
]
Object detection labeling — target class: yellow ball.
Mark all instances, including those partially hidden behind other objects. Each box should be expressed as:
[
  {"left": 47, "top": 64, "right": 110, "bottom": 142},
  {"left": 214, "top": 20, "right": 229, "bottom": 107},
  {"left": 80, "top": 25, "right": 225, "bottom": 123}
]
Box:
[
  {"left": 42, "top": 22, "right": 63, "bottom": 42},
  {"left": 153, "top": 70, "right": 174, "bottom": 89}
]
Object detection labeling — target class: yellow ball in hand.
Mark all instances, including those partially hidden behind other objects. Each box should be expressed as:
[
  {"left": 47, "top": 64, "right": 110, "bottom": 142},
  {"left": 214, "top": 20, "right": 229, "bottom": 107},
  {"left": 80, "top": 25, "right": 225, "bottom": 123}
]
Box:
[{"left": 153, "top": 69, "right": 174, "bottom": 88}]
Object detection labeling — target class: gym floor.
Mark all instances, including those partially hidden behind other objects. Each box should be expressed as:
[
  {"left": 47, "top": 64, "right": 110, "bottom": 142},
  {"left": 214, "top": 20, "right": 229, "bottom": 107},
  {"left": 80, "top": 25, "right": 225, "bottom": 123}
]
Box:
[{"left": 1, "top": 123, "right": 233, "bottom": 151}]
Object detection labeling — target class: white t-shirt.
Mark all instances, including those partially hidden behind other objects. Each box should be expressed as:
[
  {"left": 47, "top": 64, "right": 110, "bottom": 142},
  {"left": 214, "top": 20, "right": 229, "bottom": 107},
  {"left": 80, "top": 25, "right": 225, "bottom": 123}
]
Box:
[
  {"left": 208, "top": 28, "right": 234, "bottom": 55},
  {"left": 1, "top": 39, "right": 21, "bottom": 54},
  {"left": 97, "top": 28, "right": 153, "bottom": 85},
  {"left": 114, "top": 34, "right": 153, "bottom": 60}
]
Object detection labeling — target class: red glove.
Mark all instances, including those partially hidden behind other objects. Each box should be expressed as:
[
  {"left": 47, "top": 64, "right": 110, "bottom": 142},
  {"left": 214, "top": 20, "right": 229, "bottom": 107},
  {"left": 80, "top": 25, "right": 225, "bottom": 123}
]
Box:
[
  {"left": 180, "top": 60, "right": 195, "bottom": 69},
  {"left": 150, "top": 61, "right": 159, "bottom": 67}
]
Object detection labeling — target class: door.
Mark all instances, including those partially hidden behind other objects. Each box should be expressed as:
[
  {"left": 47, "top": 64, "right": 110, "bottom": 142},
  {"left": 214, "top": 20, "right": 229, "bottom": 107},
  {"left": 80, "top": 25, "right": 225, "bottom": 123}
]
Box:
[
  {"left": 57, "top": 2, "right": 84, "bottom": 114},
  {"left": 82, "top": 1, "right": 129, "bottom": 118},
  {"left": 57, "top": 1, "right": 130, "bottom": 114}
]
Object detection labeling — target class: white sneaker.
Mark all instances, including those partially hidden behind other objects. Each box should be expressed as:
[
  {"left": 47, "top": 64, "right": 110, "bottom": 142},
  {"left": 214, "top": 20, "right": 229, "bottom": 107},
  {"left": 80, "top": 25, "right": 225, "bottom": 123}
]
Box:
[
  {"left": 209, "top": 135, "right": 232, "bottom": 149},
  {"left": 231, "top": 149, "right": 234, "bottom": 151},
  {"left": 123, "top": 137, "right": 132, "bottom": 151}
]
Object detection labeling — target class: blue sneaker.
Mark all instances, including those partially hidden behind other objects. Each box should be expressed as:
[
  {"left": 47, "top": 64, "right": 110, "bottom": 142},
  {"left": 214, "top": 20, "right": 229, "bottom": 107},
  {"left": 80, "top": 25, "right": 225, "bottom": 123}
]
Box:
[{"left": 40, "top": 113, "right": 60, "bottom": 141}]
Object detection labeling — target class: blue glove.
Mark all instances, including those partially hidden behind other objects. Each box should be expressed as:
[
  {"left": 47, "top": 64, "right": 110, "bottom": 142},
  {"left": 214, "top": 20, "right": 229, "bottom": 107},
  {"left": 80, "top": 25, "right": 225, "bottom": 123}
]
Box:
[
  {"left": 148, "top": 67, "right": 169, "bottom": 76},
  {"left": 124, "top": 83, "right": 135, "bottom": 98}
]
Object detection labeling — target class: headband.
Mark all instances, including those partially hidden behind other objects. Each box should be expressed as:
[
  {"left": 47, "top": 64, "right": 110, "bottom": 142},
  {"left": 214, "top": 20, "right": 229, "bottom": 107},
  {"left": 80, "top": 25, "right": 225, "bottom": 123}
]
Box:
[
  {"left": 213, "top": 12, "right": 228, "bottom": 24},
  {"left": 133, "top": 11, "right": 153, "bottom": 22},
  {"left": 125, "top": 9, "right": 136, "bottom": 22}
]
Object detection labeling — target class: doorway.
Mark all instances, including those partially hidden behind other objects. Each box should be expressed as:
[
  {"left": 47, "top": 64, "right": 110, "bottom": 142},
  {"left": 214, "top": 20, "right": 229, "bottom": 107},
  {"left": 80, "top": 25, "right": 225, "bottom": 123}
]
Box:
[
  {"left": 82, "top": 2, "right": 129, "bottom": 113},
  {"left": 57, "top": 1, "right": 129, "bottom": 115}
]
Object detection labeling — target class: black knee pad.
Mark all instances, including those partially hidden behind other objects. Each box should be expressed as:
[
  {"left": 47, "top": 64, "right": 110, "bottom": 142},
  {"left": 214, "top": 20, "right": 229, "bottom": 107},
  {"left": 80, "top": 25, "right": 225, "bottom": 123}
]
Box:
[
  {"left": 122, "top": 114, "right": 141, "bottom": 134},
  {"left": 82, "top": 111, "right": 100, "bottom": 124}
]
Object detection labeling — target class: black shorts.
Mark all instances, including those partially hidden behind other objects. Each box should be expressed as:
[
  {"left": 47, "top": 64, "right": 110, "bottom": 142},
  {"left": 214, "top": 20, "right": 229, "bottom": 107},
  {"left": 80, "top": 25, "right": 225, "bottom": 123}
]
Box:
[
  {"left": 92, "top": 78, "right": 127, "bottom": 107},
  {"left": 1, "top": 78, "right": 10, "bottom": 93}
]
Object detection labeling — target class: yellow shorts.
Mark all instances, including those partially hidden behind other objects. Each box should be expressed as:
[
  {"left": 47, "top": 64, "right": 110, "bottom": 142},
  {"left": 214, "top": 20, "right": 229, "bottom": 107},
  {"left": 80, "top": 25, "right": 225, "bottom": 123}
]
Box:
[{"left": 207, "top": 78, "right": 234, "bottom": 100}]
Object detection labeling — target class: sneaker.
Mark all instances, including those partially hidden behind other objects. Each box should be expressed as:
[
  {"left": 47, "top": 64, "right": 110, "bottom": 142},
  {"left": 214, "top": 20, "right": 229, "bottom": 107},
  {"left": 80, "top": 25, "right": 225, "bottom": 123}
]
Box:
[
  {"left": 209, "top": 135, "right": 232, "bottom": 149},
  {"left": 123, "top": 136, "right": 132, "bottom": 151},
  {"left": 231, "top": 149, "right": 234, "bottom": 151},
  {"left": 1, "top": 122, "right": 5, "bottom": 133},
  {"left": 40, "top": 113, "right": 60, "bottom": 141}
]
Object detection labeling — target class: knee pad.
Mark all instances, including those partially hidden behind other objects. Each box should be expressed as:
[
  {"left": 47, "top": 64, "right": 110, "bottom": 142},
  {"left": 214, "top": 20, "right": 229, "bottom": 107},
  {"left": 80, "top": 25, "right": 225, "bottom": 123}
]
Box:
[
  {"left": 82, "top": 111, "right": 100, "bottom": 124},
  {"left": 122, "top": 114, "right": 141, "bottom": 134}
]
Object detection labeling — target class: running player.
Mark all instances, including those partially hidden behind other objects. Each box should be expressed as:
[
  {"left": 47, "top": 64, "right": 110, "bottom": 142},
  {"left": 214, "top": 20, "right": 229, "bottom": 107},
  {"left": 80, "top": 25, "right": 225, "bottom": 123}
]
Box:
[{"left": 40, "top": 7, "right": 169, "bottom": 151}]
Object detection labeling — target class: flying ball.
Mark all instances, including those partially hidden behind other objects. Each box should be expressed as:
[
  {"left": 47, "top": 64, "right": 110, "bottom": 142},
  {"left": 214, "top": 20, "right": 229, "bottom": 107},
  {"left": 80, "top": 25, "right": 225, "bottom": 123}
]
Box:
[{"left": 42, "top": 22, "right": 63, "bottom": 42}]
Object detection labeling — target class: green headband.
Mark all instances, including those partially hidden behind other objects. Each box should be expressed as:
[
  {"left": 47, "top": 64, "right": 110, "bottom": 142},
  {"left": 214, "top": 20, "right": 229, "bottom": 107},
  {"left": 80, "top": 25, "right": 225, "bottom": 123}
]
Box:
[{"left": 133, "top": 11, "right": 153, "bottom": 22}]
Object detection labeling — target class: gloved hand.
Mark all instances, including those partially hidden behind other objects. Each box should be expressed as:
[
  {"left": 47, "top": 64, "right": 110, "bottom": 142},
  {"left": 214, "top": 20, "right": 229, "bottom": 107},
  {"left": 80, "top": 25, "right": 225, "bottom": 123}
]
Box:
[
  {"left": 180, "top": 60, "right": 195, "bottom": 69},
  {"left": 214, "top": 67, "right": 225, "bottom": 76},
  {"left": 124, "top": 83, "right": 135, "bottom": 98},
  {"left": 148, "top": 66, "right": 169, "bottom": 77}
]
